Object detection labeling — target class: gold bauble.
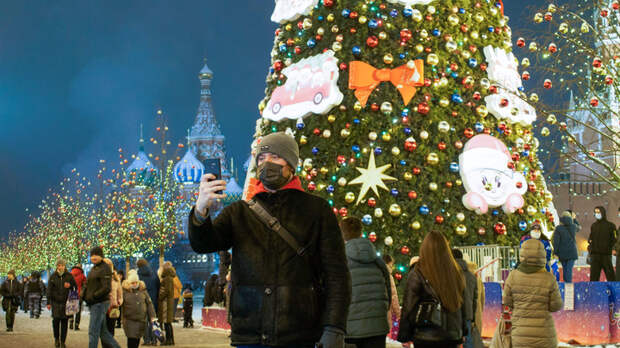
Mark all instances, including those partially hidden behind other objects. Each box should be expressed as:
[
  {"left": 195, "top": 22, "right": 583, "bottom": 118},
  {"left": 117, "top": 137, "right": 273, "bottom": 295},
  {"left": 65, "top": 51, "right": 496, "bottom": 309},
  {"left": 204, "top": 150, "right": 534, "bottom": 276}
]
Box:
[
  {"left": 354, "top": 101, "right": 363, "bottom": 112},
  {"left": 438, "top": 121, "right": 450, "bottom": 133},
  {"left": 285, "top": 23, "right": 293, "bottom": 31},
  {"left": 534, "top": 13, "right": 543, "bottom": 23},
  {"left": 528, "top": 42, "right": 538, "bottom": 52},
  {"left": 322, "top": 129, "right": 331, "bottom": 138},
  {"left": 327, "top": 14, "right": 335, "bottom": 22},
  {"left": 317, "top": 27, "right": 325, "bottom": 36},
  {"left": 546, "top": 114, "right": 557, "bottom": 124},
  {"left": 403, "top": 172, "right": 413, "bottom": 181},
  {"left": 300, "top": 136, "right": 308, "bottom": 145},
  {"left": 344, "top": 192, "right": 356, "bottom": 203},
  {"left": 420, "top": 130, "right": 429, "bottom": 140},
  {"left": 529, "top": 93, "right": 539, "bottom": 103},
  {"left": 446, "top": 41, "right": 458, "bottom": 52},
  {"left": 331, "top": 24, "right": 339, "bottom": 33},
  {"left": 378, "top": 31, "right": 387, "bottom": 40},
  {"left": 427, "top": 53, "right": 439, "bottom": 66},
  {"left": 412, "top": 9, "right": 423, "bottom": 22},
  {"left": 368, "top": 132, "right": 378, "bottom": 141},
  {"left": 455, "top": 224, "right": 467, "bottom": 236},
  {"left": 470, "top": 31, "right": 479, "bottom": 39},
  {"left": 302, "top": 18, "right": 313, "bottom": 30},
  {"left": 429, "top": 182, "right": 438, "bottom": 191},
  {"left": 474, "top": 13, "right": 484, "bottom": 23},
  {"left": 456, "top": 212, "right": 465, "bottom": 221},
  {"left": 527, "top": 205, "right": 537, "bottom": 216},
  {"left": 410, "top": 221, "right": 421, "bottom": 230},
  {"left": 427, "top": 153, "right": 439, "bottom": 165},
  {"left": 559, "top": 22, "right": 569, "bottom": 34},
  {"left": 332, "top": 42, "right": 342, "bottom": 52},
  {"left": 338, "top": 177, "right": 348, "bottom": 187},
  {"left": 327, "top": 114, "right": 336, "bottom": 123},
  {"left": 461, "top": 50, "right": 471, "bottom": 59},
  {"left": 358, "top": 16, "right": 368, "bottom": 24},
  {"left": 415, "top": 44, "right": 424, "bottom": 53},
  {"left": 320, "top": 167, "right": 329, "bottom": 175},
  {"left": 317, "top": 183, "right": 326, "bottom": 191},
  {"left": 480, "top": 78, "right": 491, "bottom": 90},
  {"left": 383, "top": 54, "right": 394, "bottom": 64},
  {"left": 391, "top": 147, "right": 400, "bottom": 156},
  {"left": 581, "top": 22, "right": 590, "bottom": 33},
  {"left": 420, "top": 29, "right": 429, "bottom": 39},
  {"left": 380, "top": 102, "right": 393, "bottom": 115},
  {"left": 439, "top": 98, "right": 450, "bottom": 107},
  {"left": 374, "top": 208, "right": 384, "bottom": 218},
  {"left": 541, "top": 127, "right": 550, "bottom": 137},
  {"left": 340, "top": 129, "right": 351, "bottom": 138},
  {"left": 455, "top": 179, "right": 462, "bottom": 186},
  {"left": 427, "top": 5, "right": 436, "bottom": 14},
  {"left": 389, "top": 204, "right": 402, "bottom": 217},
  {"left": 448, "top": 14, "right": 459, "bottom": 26},
  {"left": 521, "top": 58, "right": 530, "bottom": 68},
  {"left": 382, "top": 132, "right": 392, "bottom": 142},
  {"left": 476, "top": 105, "right": 489, "bottom": 117}
]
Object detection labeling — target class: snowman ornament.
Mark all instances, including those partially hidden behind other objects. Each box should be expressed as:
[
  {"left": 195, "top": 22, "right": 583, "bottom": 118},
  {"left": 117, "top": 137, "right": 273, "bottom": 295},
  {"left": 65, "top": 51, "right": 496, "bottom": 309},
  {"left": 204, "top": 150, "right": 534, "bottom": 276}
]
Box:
[{"left": 459, "top": 134, "right": 527, "bottom": 215}]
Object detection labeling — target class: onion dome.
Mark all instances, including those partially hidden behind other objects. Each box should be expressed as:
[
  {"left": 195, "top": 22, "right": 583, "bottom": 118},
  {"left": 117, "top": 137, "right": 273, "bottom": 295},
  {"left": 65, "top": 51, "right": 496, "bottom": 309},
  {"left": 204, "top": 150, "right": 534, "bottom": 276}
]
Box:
[
  {"left": 174, "top": 148, "right": 205, "bottom": 184},
  {"left": 223, "top": 177, "right": 244, "bottom": 205},
  {"left": 127, "top": 145, "right": 157, "bottom": 186}
]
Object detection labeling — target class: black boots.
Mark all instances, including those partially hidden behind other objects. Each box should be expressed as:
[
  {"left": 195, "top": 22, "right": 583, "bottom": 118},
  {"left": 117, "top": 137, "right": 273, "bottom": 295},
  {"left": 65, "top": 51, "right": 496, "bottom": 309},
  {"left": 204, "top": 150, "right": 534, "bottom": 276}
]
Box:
[
  {"left": 69, "top": 320, "right": 73, "bottom": 330},
  {"left": 55, "top": 339, "right": 60, "bottom": 348},
  {"left": 161, "top": 323, "right": 174, "bottom": 345}
]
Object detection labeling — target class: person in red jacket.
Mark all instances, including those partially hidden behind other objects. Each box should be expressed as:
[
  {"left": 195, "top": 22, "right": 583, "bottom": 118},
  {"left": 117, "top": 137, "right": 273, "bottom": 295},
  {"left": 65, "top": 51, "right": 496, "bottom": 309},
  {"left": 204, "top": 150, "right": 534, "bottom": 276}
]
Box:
[{"left": 69, "top": 264, "right": 87, "bottom": 330}]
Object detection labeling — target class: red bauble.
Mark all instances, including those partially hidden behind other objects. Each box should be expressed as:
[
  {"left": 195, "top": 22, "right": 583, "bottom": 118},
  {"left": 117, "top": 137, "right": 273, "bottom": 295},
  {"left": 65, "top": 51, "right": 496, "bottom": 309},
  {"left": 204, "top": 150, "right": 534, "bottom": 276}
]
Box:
[
  {"left": 401, "top": 246, "right": 410, "bottom": 255},
  {"left": 528, "top": 183, "right": 537, "bottom": 192},
  {"left": 273, "top": 60, "right": 284, "bottom": 71},
  {"left": 592, "top": 57, "right": 603, "bottom": 68},
  {"left": 480, "top": 63, "right": 487, "bottom": 71},
  {"left": 516, "top": 181, "right": 523, "bottom": 189},
  {"left": 294, "top": 46, "right": 302, "bottom": 54},
  {"left": 349, "top": 11, "right": 359, "bottom": 19},
  {"left": 308, "top": 182, "right": 316, "bottom": 191},
  {"left": 424, "top": 78, "right": 432, "bottom": 87},
  {"left": 404, "top": 139, "right": 417, "bottom": 152},
  {"left": 445, "top": 181, "right": 453, "bottom": 188},
  {"left": 601, "top": 8, "right": 609, "bottom": 17},
  {"left": 394, "top": 272, "right": 403, "bottom": 281},
  {"left": 371, "top": 103, "right": 380, "bottom": 111},
  {"left": 500, "top": 98, "right": 509, "bottom": 107},
  {"left": 400, "top": 29, "right": 412, "bottom": 42},
  {"left": 368, "top": 232, "right": 377, "bottom": 243},
  {"left": 323, "top": 0, "right": 334, "bottom": 7},
  {"left": 367, "top": 197, "right": 377, "bottom": 207},
  {"left": 417, "top": 102, "right": 430, "bottom": 115},
  {"left": 605, "top": 76, "right": 614, "bottom": 85},
  {"left": 460, "top": 24, "right": 469, "bottom": 33},
  {"left": 494, "top": 222, "right": 507, "bottom": 235},
  {"left": 339, "top": 63, "right": 348, "bottom": 70},
  {"left": 489, "top": 85, "right": 498, "bottom": 94},
  {"left": 464, "top": 128, "right": 474, "bottom": 138},
  {"left": 435, "top": 215, "right": 444, "bottom": 224},
  {"left": 313, "top": 128, "right": 321, "bottom": 136},
  {"left": 337, "top": 155, "right": 346, "bottom": 165},
  {"left": 408, "top": 191, "right": 418, "bottom": 200},
  {"left": 339, "top": 207, "right": 348, "bottom": 217},
  {"left": 438, "top": 142, "right": 447, "bottom": 150},
  {"left": 516, "top": 38, "right": 526, "bottom": 47},
  {"left": 286, "top": 38, "right": 295, "bottom": 46},
  {"left": 366, "top": 36, "right": 379, "bottom": 48},
  {"left": 522, "top": 71, "right": 530, "bottom": 80},
  {"left": 412, "top": 167, "right": 421, "bottom": 175},
  {"left": 613, "top": 1, "right": 620, "bottom": 10},
  {"left": 590, "top": 97, "right": 599, "bottom": 107},
  {"left": 543, "top": 80, "right": 552, "bottom": 89}
]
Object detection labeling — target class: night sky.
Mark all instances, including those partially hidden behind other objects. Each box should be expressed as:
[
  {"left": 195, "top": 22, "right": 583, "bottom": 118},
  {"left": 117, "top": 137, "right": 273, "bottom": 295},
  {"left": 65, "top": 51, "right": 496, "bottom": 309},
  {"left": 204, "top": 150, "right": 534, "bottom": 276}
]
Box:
[{"left": 0, "top": 0, "right": 540, "bottom": 237}]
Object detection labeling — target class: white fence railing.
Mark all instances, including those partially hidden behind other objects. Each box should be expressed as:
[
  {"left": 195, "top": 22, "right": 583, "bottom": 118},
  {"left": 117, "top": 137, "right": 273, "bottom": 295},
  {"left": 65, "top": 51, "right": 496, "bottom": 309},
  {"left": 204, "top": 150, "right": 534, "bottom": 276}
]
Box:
[{"left": 457, "top": 244, "right": 520, "bottom": 283}]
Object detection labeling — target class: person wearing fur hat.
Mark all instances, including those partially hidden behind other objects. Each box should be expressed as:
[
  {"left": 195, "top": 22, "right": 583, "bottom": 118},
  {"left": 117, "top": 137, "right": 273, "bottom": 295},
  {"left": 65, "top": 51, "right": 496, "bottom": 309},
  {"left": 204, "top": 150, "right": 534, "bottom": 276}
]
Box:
[
  {"left": 47, "top": 258, "right": 77, "bottom": 348},
  {"left": 122, "top": 270, "right": 157, "bottom": 348},
  {"left": 158, "top": 263, "right": 177, "bottom": 345},
  {"left": 189, "top": 132, "right": 351, "bottom": 348},
  {"left": 25, "top": 270, "right": 45, "bottom": 319},
  {"left": 503, "top": 239, "right": 563, "bottom": 348},
  {"left": 83, "top": 246, "right": 120, "bottom": 348},
  {"left": 1, "top": 270, "right": 22, "bottom": 332}
]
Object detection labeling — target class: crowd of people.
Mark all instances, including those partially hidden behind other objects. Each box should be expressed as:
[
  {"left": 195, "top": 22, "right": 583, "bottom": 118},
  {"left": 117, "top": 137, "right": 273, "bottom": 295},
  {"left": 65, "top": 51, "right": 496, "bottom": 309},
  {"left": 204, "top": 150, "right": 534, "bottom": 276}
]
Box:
[
  {"left": 2, "top": 131, "right": 620, "bottom": 348},
  {"left": 0, "top": 247, "right": 192, "bottom": 348}
]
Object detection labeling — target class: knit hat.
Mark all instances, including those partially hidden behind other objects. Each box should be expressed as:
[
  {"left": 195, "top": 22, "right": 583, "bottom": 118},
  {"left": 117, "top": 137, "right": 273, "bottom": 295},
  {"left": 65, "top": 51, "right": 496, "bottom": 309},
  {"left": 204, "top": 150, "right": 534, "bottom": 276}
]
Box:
[
  {"left": 255, "top": 132, "right": 300, "bottom": 169},
  {"left": 90, "top": 246, "right": 104, "bottom": 258},
  {"left": 127, "top": 270, "right": 139, "bottom": 284}
]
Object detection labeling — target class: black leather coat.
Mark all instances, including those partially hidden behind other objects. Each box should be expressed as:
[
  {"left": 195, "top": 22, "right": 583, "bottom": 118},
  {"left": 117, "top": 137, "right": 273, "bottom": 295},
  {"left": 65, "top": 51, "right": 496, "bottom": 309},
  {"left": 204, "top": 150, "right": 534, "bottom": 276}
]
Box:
[{"left": 189, "top": 188, "right": 351, "bottom": 346}]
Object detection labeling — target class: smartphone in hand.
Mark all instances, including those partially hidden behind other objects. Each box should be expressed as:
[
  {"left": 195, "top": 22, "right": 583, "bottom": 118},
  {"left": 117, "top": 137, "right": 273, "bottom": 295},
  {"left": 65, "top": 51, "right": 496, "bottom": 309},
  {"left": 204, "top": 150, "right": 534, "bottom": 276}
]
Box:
[{"left": 203, "top": 159, "right": 223, "bottom": 194}]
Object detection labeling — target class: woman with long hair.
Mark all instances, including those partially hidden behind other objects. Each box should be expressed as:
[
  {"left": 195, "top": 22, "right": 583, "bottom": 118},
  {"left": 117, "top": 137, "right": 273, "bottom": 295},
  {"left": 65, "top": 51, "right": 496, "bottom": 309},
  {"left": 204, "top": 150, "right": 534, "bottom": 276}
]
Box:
[{"left": 397, "top": 231, "right": 467, "bottom": 348}]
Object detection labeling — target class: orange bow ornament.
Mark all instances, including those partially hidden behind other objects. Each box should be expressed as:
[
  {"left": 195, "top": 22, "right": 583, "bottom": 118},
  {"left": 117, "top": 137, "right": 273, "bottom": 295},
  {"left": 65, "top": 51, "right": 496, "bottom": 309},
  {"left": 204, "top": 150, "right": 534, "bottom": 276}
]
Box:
[{"left": 348, "top": 60, "right": 424, "bottom": 107}]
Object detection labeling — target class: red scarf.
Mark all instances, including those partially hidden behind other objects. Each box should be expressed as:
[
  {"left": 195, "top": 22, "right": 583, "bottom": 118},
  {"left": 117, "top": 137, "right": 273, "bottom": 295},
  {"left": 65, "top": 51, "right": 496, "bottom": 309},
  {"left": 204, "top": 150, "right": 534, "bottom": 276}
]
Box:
[{"left": 248, "top": 176, "right": 305, "bottom": 200}]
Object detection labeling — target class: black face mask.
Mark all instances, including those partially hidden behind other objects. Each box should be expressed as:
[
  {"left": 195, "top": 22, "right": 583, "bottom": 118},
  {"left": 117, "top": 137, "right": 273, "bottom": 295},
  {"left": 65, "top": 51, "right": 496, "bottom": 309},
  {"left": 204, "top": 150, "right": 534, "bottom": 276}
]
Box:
[{"left": 258, "top": 162, "right": 290, "bottom": 190}]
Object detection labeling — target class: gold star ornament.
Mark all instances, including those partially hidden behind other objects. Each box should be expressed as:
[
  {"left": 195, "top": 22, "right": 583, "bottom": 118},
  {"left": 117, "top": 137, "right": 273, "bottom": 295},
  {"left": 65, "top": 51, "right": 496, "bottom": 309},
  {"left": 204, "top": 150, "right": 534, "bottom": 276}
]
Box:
[{"left": 348, "top": 151, "right": 397, "bottom": 205}]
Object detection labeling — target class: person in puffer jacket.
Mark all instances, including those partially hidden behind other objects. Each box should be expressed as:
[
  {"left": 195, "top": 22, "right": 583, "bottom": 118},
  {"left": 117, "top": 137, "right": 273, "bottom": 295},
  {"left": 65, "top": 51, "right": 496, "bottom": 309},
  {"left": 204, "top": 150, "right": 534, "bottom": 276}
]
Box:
[
  {"left": 503, "top": 239, "right": 563, "bottom": 348},
  {"left": 121, "top": 270, "right": 156, "bottom": 348}
]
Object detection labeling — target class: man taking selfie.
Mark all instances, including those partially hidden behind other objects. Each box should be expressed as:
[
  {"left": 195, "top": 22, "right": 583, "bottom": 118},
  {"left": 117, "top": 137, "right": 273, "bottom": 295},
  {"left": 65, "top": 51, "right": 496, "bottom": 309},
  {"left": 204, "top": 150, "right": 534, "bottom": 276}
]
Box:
[{"left": 188, "top": 132, "right": 351, "bottom": 348}]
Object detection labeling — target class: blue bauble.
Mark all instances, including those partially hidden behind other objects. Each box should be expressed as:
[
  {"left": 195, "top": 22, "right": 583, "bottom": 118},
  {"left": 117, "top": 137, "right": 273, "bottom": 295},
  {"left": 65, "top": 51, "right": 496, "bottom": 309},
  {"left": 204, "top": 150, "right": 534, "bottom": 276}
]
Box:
[
  {"left": 419, "top": 205, "right": 430, "bottom": 215},
  {"left": 459, "top": 8, "right": 466, "bottom": 14},
  {"left": 488, "top": 26, "right": 495, "bottom": 33},
  {"left": 362, "top": 214, "right": 373, "bottom": 225},
  {"left": 353, "top": 118, "right": 361, "bottom": 124},
  {"left": 403, "top": 8, "right": 413, "bottom": 17},
  {"left": 401, "top": 109, "right": 410, "bottom": 117},
  {"left": 404, "top": 127, "right": 412, "bottom": 135},
  {"left": 326, "top": 185, "right": 335, "bottom": 193},
  {"left": 432, "top": 29, "right": 441, "bottom": 36},
  {"left": 279, "top": 44, "right": 287, "bottom": 53},
  {"left": 311, "top": 147, "right": 319, "bottom": 155},
  {"left": 352, "top": 46, "right": 362, "bottom": 55},
  {"left": 522, "top": 150, "right": 530, "bottom": 157},
  {"left": 368, "top": 19, "right": 379, "bottom": 29},
  {"left": 468, "top": 58, "right": 478, "bottom": 68},
  {"left": 492, "top": 209, "right": 499, "bottom": 216},
  {"left": 399, "top": 160, "right": 407, "bottom": 166},
  {"left": 307, "top": 39, "right": 316, "bottom": 48},
  {"left": 451, "top": 93, "right": 464, "bottom": 104},
  {"left": 317, "top": 15, "right": 324, "bottom": 21},
  {"left": 450, "top": 72, "right": 458, "bottom": 79},
  {"left": 476, "top": 242, "right": 485, "bottom": 246},
  {"left": 391, "top": 188, "right": 399, "bottom": 197},
  {"left": 518, "top": 86, "right": 525, "bottom": 92},
  {"left": 449, "top": 162, "right": 459, "bottom": 173},
  {"left": 390, "top": 9, "right": 399, "bottom": 17},
  {"left": 296, "top": 121, "right": 305, "bottom": 130},
  {"left": 374, "top": 147, "right": 383, "bottom": 155},
  {"left": 519, "top": 221, "right": 528, "bottom": 231},
  {"left": 474, "top": 122, "right": 484, "bottom": 132},
  {"left": 352, "top": 145, "right": 361, "bottom": 153},
  {"left": 399, "top": 53, "right": 406, "bottom": 59},
  {"left": 342, "top": 9, "right": 351, "bottom": 17}
]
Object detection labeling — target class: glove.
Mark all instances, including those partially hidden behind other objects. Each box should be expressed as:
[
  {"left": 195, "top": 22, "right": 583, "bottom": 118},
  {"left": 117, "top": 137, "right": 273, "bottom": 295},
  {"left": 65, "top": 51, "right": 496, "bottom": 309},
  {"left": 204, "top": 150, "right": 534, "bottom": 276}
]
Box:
[{"left": 318, "top": 326, "right": 345, "bottom": 348}]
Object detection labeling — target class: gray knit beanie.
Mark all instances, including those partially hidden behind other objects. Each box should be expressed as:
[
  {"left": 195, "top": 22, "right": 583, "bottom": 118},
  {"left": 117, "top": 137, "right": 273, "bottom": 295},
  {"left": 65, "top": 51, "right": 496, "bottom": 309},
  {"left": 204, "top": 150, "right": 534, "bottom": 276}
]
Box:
[{"left": 255, "top": 132, "right": 300, "bottom": 169}]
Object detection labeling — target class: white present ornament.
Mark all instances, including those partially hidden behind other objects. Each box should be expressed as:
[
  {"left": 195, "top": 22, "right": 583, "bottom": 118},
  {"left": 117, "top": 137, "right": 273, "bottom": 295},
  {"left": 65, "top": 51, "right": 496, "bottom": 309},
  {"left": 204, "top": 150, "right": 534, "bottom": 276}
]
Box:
[{"left": 271, "top": 0, "right": 319, "bottom": 24}]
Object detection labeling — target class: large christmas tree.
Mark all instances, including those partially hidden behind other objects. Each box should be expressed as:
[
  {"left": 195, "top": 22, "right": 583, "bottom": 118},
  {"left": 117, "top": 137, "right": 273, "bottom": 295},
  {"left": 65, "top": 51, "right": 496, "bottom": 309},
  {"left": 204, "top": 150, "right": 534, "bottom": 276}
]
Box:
[{"left": 247, "top": 0, "right": 556, "bottom": 276}]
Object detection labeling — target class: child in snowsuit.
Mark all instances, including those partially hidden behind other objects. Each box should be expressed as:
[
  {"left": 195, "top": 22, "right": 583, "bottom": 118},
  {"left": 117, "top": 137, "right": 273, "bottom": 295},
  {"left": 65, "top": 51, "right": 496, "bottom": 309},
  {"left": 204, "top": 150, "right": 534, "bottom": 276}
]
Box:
[{"left": 182, "top": 287, "right": 193, "bottom": 328}]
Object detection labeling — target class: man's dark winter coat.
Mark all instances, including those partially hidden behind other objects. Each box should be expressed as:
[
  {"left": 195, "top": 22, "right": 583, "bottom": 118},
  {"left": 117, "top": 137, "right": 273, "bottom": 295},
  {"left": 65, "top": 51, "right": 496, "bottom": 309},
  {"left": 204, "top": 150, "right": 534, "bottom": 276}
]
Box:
[
  {"left": 25, "top": 272, "right": 44, "bottom": 296},
  {"left": 188, "top": 188, "right": 351, "bottom": 347},
  {"left": 47, "top": 271, "right": 77, "bottom": 318},
  {"left": 1, "top": 279, "right": 22, "bottom": 311},
  {"left": 344, "top": 238, "right": 390, "bottom": 339},
  {"left": 589, "top": 206, "right": 617, "bottom": 255},
  {"left": 83, "top": 261, "right": 112, "bottom": 306},
  {"left": 455, "top": 259, "right": 477, "bottom": 322},
  {"left": 553, "top": 215, "right": 579, "bottom": 261},
  {"left": 137, "top": 264, "right": 160, "bottom": 312}
]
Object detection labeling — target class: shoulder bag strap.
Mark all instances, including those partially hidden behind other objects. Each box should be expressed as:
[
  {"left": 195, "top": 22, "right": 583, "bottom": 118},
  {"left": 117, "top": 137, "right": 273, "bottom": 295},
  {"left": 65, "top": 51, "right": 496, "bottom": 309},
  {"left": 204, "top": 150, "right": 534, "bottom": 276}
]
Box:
[
  {"left": 415, "top": 268, "right": 441, "bottom": 305},
  {"left": 247, "top": 198, "right": 307, "bottom": 256}
]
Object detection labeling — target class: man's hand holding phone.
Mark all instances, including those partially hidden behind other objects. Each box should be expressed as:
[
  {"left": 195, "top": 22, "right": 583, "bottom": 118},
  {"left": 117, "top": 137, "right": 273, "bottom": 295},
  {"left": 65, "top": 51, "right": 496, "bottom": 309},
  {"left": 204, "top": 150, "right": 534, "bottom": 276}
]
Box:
[{"left": 196, "top": 174, "right": 227, "bottom": 217}]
